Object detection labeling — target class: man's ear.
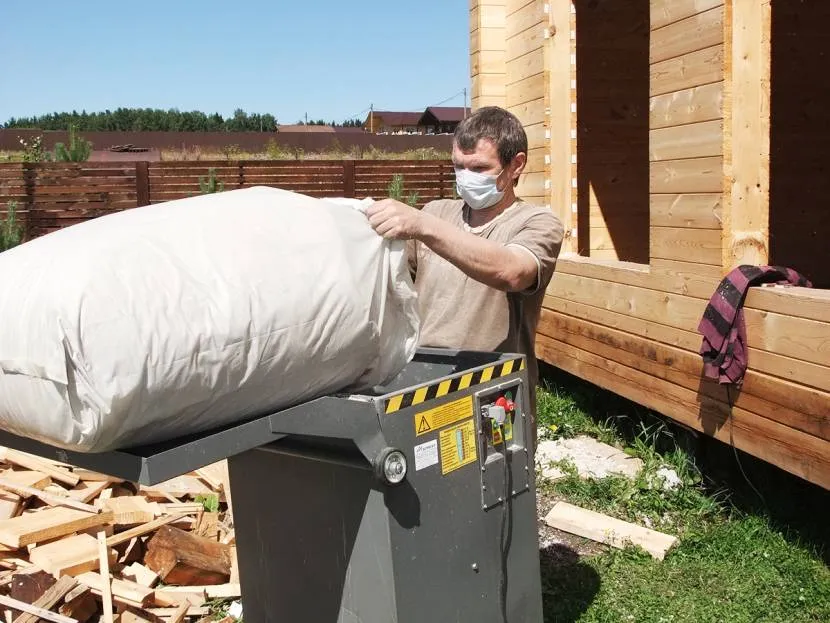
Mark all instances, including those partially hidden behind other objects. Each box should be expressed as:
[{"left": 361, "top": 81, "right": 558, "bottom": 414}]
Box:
[{"left": 510, "top": 152, "right": 527, "bottom": 186}]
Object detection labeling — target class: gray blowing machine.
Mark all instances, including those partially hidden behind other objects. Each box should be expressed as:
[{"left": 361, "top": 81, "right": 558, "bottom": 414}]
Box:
[{"left": 0, "top": 348, "right": 545, "bottom": 622}]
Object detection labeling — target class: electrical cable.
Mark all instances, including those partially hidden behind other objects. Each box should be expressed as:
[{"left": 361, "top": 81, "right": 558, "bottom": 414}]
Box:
[{"left": 726, "top": 385, "right": 767, "bottom": 508}]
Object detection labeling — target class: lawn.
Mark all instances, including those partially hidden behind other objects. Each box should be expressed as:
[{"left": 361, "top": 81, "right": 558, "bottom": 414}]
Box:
[{"left": 534, "top": 366, "right": 830, "bottom": 623}]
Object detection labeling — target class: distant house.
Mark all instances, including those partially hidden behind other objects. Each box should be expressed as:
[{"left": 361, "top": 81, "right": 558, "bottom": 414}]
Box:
[
  {"left": 418, "top": 107, "right": 471, "bottom": 134},
  {"left": 362, "top": 111, "right": 423, "bottom": 134}
]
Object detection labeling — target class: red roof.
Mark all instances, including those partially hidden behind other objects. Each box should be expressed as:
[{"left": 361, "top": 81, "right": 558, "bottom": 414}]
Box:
[
  {"left": 365, "top": 111, "right": 423, "bottom": 127},
  {"left": 420, "top": 107, "right": 471, "bottom": 124}
]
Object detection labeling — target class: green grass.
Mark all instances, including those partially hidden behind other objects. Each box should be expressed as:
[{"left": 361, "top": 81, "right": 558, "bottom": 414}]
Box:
[{"left": 535, "top": 376, "right": 830, "bottom": 623}]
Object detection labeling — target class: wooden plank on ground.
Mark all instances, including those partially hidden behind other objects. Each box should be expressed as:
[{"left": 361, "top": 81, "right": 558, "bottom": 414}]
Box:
[{"left": 545, "top": 502, "right": 678, "bottom": 559}]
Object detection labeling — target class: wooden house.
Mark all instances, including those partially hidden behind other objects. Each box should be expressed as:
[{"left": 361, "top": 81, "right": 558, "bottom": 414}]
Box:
[{"left": 470, "top": 0, "right": 829, "bottom": 489}]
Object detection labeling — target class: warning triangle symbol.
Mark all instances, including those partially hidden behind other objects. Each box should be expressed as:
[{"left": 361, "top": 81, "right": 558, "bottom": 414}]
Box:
[{"left": 417, "top": 416, "right": 432, "bottom": 434}]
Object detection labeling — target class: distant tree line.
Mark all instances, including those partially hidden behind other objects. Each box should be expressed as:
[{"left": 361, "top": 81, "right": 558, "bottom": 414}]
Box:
[{"left": 3, "top": 108, "right": 366, "bottom": 131}]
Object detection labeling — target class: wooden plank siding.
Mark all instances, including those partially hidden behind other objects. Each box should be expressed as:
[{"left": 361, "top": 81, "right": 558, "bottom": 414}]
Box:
[
  {"left": 525, "top": 1, "right": 830, "bottom": 489},
  {"left": 0, "top": 160, "right": 456, "bottom": 238},
  {"left": 471, "top": 0, "right": 508, "bottom": 109},
  {"left": 504, "top": 0, "right": 548, "bottom": 206}
]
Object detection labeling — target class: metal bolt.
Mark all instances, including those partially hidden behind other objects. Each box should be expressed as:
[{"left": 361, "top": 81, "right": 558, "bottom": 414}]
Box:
[
  {"left": 471, "top": 563, "right": 479, "bottom": 572},
  {"left": 498, "top": 496, "right": 503, "bottom": 503},
  {"left": 481, "top": 466, "right": 486, "bottom": 473},
  {"left": 482, "top": 485, "right": 487, "bottom": 491},
  {"left": 512, "top": 490, "right": 517, "bottom": 496},
  {"left": 524, "top": 466, "right": 529, "bottom": 471}
]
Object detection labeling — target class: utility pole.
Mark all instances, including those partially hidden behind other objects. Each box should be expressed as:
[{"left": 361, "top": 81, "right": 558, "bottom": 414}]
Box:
[
  {"left": 370, "top": 103, "right": 374, "bottom": 134},
  {"left": 463, "top": 88, "right": 467, "bottom": 118}
]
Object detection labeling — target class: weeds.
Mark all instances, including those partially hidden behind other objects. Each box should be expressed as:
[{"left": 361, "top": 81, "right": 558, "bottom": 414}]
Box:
[
  {"left": 53, "top": 124, "right": 92, "bottom": 162},
  {"left": 534, "top": 378, "right": 830, "bottom": 623},
  {"left": 198, "top": 168, "right": 225, "bottom": 194},
  {"left": 1, "top": 201, "right": 23, "bottom": 251},
  {"left": 387, "top": 173, "right": 419, "bottom": 207}
]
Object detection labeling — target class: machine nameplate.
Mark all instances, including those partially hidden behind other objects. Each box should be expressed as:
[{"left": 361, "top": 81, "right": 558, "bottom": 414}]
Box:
[{"left": 439, "top": 419, "right": 478, "bottom": 475}]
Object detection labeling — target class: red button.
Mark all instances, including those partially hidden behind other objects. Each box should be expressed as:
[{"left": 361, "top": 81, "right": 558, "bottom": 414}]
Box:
[{"left": 495, "top": 396, "right": 508, "bottom": 409}]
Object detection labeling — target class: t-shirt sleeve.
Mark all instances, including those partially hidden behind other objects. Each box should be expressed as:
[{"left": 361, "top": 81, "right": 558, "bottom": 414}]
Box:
[{"left": 505, "top": 210, "right": 565, "bottom": 295}]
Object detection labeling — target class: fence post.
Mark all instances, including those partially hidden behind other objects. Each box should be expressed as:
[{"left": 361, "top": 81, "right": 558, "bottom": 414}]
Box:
[
  {"left": 22, "top": 163, "right": 36, "bottom": 241},
  {"left": 439, "top": 163, "right": 444, "bottom": 199},
  {"left": 135, "top": 162, "right": 150, "bottom": 207},
  {"left": 343, "top": 160, "right": 355, "bottom": 198}
]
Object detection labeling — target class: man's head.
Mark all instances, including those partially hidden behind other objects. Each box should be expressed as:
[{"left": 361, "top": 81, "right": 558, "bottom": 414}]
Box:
[
  {"left": 451, "top": 107, "right": 528, "bottom": 212},
  {"left": 452, "top": 106, "right": 528, "bottom": 187}
]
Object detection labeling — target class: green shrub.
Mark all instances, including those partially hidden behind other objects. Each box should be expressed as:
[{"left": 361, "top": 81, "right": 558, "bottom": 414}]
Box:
[
  {"left": 53, "top": 124, "right": 92, "bottom": 162},
  {"left": 198, "top": 168, "right": 225, "bottom": 194},
  {"left": 1, "top": 201, "right": 24, "bottom": 251},
  {"left": 387, "top": 173, "right": 419, "bottom": 207}
]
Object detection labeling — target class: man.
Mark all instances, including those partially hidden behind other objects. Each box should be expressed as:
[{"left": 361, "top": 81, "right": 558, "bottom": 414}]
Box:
[{"left": 367, "top": 106, "right": 564, "bottom": 447}]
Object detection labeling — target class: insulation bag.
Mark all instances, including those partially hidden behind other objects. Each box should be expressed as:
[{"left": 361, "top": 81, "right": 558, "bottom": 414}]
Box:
[{"left": 0, "top": 186, "right": 419, "bottom": 451}]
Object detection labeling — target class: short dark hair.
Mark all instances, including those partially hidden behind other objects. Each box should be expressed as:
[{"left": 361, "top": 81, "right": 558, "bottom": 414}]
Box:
[{"left": 453, "top": 106, "right": 528, "bottom": 168}]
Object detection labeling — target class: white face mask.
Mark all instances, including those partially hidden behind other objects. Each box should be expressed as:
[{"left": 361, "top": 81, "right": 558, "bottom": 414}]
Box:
[{"left": 455, "top": 167, "right": 505, "bottom": 211}]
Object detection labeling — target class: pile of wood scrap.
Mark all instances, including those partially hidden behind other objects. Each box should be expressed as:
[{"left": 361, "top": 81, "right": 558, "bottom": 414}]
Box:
[{"left": 0, "top": 447, "right": 240, "bottom": 623}]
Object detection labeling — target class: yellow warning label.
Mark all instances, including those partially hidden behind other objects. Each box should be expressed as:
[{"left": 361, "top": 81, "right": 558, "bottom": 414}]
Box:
[
  {"left": 439, "top": 419, "right": 478, "bottom": 475},
  {"left": 414, "top": 395, "right": 474, "bottom": 437}
]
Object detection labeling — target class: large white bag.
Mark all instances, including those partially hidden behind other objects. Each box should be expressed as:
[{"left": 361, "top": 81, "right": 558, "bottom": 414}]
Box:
[{"left": 0, "top": 186, "right": 419, "bottom": 452}]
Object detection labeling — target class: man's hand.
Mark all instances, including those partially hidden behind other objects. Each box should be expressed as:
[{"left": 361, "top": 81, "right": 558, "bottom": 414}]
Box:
[{"left": 366, "top": 199, "right": 425, "bottom": 240}]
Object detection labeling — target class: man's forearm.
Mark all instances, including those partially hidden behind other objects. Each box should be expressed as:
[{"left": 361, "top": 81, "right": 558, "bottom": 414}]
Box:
[{"left": 417, "top": 213, "right": 535, "bottom": 292}]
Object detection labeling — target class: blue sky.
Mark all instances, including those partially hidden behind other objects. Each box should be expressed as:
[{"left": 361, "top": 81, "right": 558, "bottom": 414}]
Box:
[{"left": 0, "top": 0, "right": 471, "bottom": 125}]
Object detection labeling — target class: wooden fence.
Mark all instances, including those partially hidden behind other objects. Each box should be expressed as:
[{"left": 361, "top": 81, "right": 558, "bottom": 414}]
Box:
[{"left": 0, "top": 160, "right": 456, "bottom": 238}]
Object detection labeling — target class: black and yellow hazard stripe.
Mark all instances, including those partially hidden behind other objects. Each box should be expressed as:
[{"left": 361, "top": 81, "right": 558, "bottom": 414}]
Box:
[{"left": 383, "top": 356, "right": 525, "bottom": 415}]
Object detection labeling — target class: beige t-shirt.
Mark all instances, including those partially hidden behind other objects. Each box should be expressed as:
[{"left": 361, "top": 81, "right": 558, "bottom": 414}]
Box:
[{"left": 407, "top": 198, "right": 564, "bottom": 426}]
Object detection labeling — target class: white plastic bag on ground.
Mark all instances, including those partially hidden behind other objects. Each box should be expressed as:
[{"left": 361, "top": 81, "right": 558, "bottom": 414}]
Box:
[{"left": 0, "top": 186, "right": 419, "bottom": 452}]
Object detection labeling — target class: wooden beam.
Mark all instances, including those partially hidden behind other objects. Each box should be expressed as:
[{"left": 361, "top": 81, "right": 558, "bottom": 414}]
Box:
[
  {"left": 536, "top": 334, "right": 830, "bottom": 489},
  {"left": 722, "top": 0, "right": 771, "bottom": 269},
  {"left": 650, "top": 157, "right": 723, "bottom": 194},
  {"left": 650, "top": 227, "right": 722, "bottom": 266},
  {"left": 538, "top": 307, "right": 830, "bottom": 440},
  {"left": 545, "top": 502, "right": 678, "bottom": 559},
  {"left": 650, "top": 45, "right": 724, "bottom": 97},
  {"left": 649, "top": 120, "right": 723, "bottom": 162},
  {"left": 651, "top": 0, "right": 724, "bottom": 31},
  {"left": 650, "top": 82, "right": 724, "bottom": 130},
  {"left": 650, "top": 194, "right": 723, "bottom": 230},
  {"left": 546, "top": 0, "right": 576, "bottom": 253},
  {"left": 650, "top": 5, "right": 724, "bottom": 64}
]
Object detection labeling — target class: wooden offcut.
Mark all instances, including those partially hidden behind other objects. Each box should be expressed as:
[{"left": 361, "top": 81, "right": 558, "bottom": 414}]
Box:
[
  {"left": 545, "top": 502, "right": 678, "bottom": 560},
  {"left": 29, "top": 533, "right": 117, "bottom": 578},
  {"left": 0, "top": 508, "right": 114, "bottom": 549},
  {"left": 12, "top": 575, "right": 77, "bottom": 623},
  {"left": 144, "top": 526, "right": 232, "bottom": 586}
]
